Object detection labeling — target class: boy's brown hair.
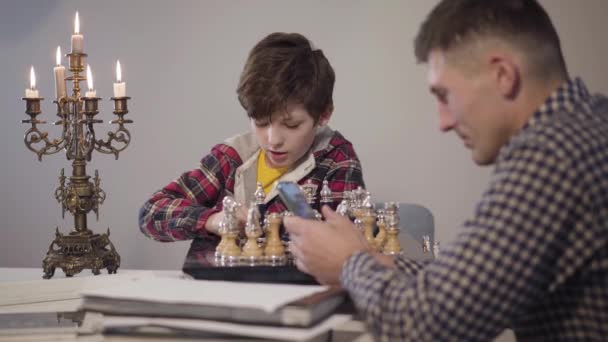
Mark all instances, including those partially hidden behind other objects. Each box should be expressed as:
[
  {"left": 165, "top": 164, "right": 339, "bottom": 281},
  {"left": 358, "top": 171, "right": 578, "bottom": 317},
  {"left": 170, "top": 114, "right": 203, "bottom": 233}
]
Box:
[{"left": 237, "top": 32, "right": 335, "bottom": 122}]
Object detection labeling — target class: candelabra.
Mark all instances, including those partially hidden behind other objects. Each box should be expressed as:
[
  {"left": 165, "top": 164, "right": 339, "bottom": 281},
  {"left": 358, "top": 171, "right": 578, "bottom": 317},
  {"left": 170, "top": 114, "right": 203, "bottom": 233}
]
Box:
[{"left": 21, "top": 50, "right": 131, "bottom": 279}]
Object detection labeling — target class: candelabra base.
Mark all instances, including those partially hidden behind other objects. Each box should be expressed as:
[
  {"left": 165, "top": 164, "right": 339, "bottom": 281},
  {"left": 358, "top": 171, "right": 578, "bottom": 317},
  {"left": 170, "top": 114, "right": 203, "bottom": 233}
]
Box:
[{"left": 42, "top": 228, "right": 120, "bottom": 279}]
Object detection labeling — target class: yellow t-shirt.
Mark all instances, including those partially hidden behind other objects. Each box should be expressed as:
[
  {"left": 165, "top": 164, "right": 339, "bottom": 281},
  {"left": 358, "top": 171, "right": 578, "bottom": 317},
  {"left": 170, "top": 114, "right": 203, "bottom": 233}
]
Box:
[{"left": 256, "top": 150, "right": 288, "bottom": 195}]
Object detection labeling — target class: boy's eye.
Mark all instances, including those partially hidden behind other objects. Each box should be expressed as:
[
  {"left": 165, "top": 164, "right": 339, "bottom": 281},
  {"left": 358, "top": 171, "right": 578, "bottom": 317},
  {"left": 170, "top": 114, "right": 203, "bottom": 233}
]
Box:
[
  {"left": 254, "top": 120, "right": 270, "bottom": 127},
  {"left": 285, "top": 123, "right": 300, "bottom": 129}
]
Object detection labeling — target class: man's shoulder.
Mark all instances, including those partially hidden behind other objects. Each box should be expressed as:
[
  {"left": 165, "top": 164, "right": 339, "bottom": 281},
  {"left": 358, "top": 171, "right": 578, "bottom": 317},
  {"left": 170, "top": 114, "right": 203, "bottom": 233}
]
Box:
[{"left": 503, "top": 95, "right": 608, "bottom": 164}]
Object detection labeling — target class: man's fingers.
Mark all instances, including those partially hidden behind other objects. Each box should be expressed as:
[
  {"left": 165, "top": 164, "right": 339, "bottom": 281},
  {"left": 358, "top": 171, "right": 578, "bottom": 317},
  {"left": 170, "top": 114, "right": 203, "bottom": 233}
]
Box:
[
  {"left": 283, "top": 215, "right": 307, "bottom": 234},
  {"left": 321, "top": 205, "right": 356, "bottom": 228},
  {"left": 320, "top": 205, "right": 339, "bottom": 219},
  {"left": 295, "top": 258, "right": 310, "bottom": 275}
]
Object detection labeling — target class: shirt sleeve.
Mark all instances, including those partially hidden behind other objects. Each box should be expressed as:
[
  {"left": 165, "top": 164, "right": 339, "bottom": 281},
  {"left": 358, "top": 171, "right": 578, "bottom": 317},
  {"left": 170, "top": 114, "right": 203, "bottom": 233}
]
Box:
[
  {"left": 138, "top": 145, "right": 239, "bottom": 242},
  {"left": 324, "top": 144, "right": 366, "bottom": 208},
  {"left": 340, "top": 141, "right": 596, "bottom": 340}
]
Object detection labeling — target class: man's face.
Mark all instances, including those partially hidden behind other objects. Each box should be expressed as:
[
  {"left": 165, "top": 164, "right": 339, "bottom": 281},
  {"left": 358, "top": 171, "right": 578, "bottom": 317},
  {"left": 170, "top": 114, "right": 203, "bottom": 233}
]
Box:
[
  {"left": 251, "top": 104, "right": 328, "bottom": 168},
  {"left": 427, "top": 49, "right": 512, "bottom": 165}
]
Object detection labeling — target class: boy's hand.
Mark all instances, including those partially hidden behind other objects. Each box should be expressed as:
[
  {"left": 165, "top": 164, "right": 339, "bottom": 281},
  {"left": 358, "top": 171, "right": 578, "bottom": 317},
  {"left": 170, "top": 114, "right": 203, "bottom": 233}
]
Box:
[{"left": 205, "top": 205, "right": 249, "bottom": 235}]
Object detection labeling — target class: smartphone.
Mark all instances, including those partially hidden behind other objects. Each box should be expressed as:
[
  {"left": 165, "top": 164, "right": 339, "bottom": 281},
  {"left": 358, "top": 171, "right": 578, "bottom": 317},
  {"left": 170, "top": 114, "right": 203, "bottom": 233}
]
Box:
[{"left": 276, "top": 181, "right": 318, "bottom": 219}]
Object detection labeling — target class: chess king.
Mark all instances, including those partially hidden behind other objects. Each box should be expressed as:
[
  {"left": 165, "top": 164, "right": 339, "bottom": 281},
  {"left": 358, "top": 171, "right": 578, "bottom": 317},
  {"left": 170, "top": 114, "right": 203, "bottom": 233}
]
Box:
[{"left": 139, "top": 32, "right": 366, "bottom": 259}]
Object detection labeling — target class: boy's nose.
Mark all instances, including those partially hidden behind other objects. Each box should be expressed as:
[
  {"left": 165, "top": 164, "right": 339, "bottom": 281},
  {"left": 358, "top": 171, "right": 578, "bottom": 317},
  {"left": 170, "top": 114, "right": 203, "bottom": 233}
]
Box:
[{"left": 267, "top": 125, "right": 285, "bottom": 147}]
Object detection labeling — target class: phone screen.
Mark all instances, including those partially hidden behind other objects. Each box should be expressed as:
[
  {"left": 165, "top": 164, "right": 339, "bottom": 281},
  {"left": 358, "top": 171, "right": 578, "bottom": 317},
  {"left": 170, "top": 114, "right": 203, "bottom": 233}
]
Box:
[{"left": 277, "top": 181, "right": 318, "bottom": 219}]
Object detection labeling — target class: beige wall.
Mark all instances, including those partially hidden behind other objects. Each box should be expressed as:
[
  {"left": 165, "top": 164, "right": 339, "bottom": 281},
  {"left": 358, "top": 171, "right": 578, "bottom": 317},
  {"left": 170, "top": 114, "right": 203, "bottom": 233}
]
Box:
[{"left": 1, "top": 0, "right": 606, "bottom": 272}]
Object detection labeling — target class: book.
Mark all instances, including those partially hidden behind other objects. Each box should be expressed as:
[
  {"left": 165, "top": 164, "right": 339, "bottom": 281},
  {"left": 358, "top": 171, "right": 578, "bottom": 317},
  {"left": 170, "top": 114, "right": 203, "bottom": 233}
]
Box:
[
  {"left": 80, "top": 277, "right": 345, "bottom": 328},
  {"left": 0, "top": 311, "right": 103, "bottom": 339}
]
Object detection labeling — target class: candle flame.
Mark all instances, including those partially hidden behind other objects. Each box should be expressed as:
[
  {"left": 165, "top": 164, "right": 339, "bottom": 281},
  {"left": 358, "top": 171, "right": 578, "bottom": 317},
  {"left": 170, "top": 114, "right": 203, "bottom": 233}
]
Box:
[
  {"left": 116, "top": 60, "right": 122, "bottom": 82},
  {"left": 86, "top": 64, "right": 93, "bottom": 91},
  {"left": 75, "top": 11, "right": 80, "bottom": 34},
  {"left": 30, "top": 66, "right": 36, "bottom": 90},
  {"left": 56, "top": 46, "right": 62, "bottom": 66}
]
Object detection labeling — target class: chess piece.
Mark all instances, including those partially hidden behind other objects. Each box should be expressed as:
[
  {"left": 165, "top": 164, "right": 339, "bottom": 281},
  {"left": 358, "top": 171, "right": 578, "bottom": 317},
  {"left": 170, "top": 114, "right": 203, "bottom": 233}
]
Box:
[
  {"left": 337, "top": 198, "right": 350, "bottom": 216},
  {"left": 320, "top": 180, "right": 332, "bottom": 206},
  {"left": 373, "top": 209, "right": 387, "bottom": 251},
  {"left": 264, "top": 212, "right": 286, "bottom": 264},
  {"left": 382, "top": 202, "right": 402, "bottom": 255},
  {"left": 242, "top": 206, "right": 264, "bottom": 263},
  {"left": 253, "top": 182, "right": 266, "bottom": 206},
  {"left": 350, "top": 186, "right": 368, "bottom": 219},
  {"left": 360, "top": 201, "right": 376, "bottom": 247},
  {"left": 301, "top": 180, "right": 324, "bottom": 218},
  {"left": 432, "top": 241, "right": 440, "bottom": 258},
  {"left": 337, "top": 190, "right": 353, "bottom": 217},
  {"left": 422, "top": 235, "right": 431, "bottom": 253},
  {"left": 301, "top": 180, "right": 317, "bottom": 205},
  {"left": 215, "top": 196, "right": 238, "bottom": 257},
  {"left": 217, "top": 196, "right": 242, "bottom": 262}
]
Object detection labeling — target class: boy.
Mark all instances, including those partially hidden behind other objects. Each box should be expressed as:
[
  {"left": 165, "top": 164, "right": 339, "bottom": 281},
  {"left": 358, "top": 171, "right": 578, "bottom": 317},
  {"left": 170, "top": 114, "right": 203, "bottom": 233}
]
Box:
[{"left": 139, "top": 32, "right": 365, "bottom": 256}]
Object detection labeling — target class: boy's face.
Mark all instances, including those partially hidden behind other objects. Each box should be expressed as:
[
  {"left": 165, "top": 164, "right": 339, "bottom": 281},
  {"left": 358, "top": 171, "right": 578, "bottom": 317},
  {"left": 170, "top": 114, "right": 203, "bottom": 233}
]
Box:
[{"left": 251, "top": 104, "right": 330, "bottom": 169}]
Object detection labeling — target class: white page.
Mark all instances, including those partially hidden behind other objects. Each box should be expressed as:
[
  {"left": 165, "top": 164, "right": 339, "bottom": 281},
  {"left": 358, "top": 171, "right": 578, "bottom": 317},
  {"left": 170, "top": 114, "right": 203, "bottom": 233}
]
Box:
[
  {"left": 82, "top": 278, "right": 328, "bottom": 313},
  {"left": 102, "top": 313, "right": 353, "bottom": 341},
  {"left": 0, "top": 270, "right": 172, "bottom": 307}
]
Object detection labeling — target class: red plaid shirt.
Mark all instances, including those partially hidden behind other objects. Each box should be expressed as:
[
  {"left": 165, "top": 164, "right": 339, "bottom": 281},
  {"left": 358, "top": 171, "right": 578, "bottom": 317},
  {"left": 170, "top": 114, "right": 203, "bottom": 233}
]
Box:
[{"left": 139, "top": 129, "right": 365, "bottom": 255}]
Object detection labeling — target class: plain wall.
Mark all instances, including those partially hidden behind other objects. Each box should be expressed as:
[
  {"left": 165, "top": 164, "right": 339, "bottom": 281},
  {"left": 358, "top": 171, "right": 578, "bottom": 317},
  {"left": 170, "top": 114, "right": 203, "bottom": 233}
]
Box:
[{"left": 1, "top": 0, "right": 607, "bottom": 271}]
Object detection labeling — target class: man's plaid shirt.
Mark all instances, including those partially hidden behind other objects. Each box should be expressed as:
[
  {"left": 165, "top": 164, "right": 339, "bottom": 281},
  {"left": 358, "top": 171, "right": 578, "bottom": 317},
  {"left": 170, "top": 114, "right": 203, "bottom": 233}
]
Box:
[
  {"left": 341, "top": 78, "right": 608, "bottom": 341},
  {"left": 139, "top": 129, "right": 365, "bottom": 255}
]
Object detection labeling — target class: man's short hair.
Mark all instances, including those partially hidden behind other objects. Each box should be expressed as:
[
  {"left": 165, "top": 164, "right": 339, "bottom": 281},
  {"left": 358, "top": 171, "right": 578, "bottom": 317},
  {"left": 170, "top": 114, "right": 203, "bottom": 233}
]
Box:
[
  {"left": 237, "top": 32, "right": 335, "bottom": 122},
  {"left": 414, "top": 0, "right": 567, "bottom": 79}
]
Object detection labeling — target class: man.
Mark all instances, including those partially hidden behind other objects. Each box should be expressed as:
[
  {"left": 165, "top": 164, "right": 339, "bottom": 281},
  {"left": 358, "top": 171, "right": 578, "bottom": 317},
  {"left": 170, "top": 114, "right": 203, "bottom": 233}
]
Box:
[{"left": 284, "top": 0, "right": 608, "bottom": 340}]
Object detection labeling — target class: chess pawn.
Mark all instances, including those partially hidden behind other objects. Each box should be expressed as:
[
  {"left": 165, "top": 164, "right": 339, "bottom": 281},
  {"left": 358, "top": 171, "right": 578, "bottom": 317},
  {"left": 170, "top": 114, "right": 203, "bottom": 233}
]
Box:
[
  {"left": 264, "top": 212, "right": 285, "bottom": 264},
  {"left": 337, "top": 198, "right": 350, "bottom": 216},
  {"left": 320, "top": 180, "right": 332, "bottom": 206},
  {"left": 373, "top": 209, "right": 387, "bottom": 251},
  {"left": 353, "top": 186, "right": 366, "bottom": 208},
  {"left": 382, "top": 202, "right": 402, "bottom": 255},
  {"left": 422, "top": 235, "right": 431, "bottom": 253},
  {"left": 220, "top": 228, "right": 241, "bottom": 261},
  {"left": 242, "top": 206, "right": 264, "bottom": 261},
  {"left": 432, "top": 241, "right": 440, "bottom": 258},
  {"left": 360, "top": 201, "right": 376, "bottom": 247},
  {"left": 253, "top": 182, "right": 266, "bottom": 206}
]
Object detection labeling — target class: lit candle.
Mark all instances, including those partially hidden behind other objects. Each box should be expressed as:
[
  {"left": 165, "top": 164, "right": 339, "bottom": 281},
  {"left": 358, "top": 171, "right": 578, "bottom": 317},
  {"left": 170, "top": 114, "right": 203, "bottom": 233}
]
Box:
[
  {"left": 113, "top": 60, "right": 126, "bottom": 97},
  {"left": 54, "top": 46, "right": 67, "bottom": 99},
  {"left": 85, "top": 64, "right": 96, "bottom": 98},
  {"left": 71, "top": 12, "right": 84, "bottom": 53},
  {"left": 25, "top": 66, "right": 39, "bottom": 98}
]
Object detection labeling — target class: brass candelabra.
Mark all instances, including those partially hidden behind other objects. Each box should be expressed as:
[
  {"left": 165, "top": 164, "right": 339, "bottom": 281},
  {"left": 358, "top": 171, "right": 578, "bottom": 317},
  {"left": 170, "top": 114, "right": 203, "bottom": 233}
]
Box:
[{"left": 21, "top": 51, "right": 132, "bottom": 279}]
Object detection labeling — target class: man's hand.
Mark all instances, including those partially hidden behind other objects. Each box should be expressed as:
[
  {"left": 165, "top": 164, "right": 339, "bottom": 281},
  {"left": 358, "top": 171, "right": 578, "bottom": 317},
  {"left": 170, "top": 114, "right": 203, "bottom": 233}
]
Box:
[{"left": 284, "top": 206, "right": 371, "bottom": 285}]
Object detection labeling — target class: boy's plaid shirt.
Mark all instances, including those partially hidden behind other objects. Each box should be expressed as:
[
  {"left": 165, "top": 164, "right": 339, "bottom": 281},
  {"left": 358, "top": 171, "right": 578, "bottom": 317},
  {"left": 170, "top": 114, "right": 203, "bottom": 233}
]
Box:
[
  {"left": 139, "top": 130, "right": 365, "bottom": 253},
  {"left": 341, "top": 78, "right": 608, "bottom": 341}
]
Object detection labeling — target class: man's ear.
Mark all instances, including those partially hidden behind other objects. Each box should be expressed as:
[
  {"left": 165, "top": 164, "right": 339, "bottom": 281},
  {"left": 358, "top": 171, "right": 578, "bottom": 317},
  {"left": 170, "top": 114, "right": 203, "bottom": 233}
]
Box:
[
  {"left": 489, "top": 54, "right": 520, "bottom": 100},
  {"left": 317, "top": 105, "right": 333, "bottom": 126}
]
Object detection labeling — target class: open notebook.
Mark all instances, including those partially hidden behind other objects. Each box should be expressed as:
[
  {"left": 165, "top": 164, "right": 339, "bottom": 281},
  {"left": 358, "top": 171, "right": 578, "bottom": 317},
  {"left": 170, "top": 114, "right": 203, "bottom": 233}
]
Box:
[{"left": 80, "top": 277, "right": 345, "bottom": 327}]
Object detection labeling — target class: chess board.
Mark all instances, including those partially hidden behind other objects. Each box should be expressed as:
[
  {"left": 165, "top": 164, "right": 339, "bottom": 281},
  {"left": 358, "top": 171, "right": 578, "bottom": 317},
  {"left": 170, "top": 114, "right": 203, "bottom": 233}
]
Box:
[{"left": 182, "top": 248, "right": 317, "bottom": 285}]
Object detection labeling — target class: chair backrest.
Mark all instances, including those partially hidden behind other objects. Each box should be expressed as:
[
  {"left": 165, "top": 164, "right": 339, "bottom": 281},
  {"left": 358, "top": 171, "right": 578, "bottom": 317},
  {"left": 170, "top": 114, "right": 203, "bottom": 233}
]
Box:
[{"left": 375, "top": 202, "right": 435, "bottom": 244}]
